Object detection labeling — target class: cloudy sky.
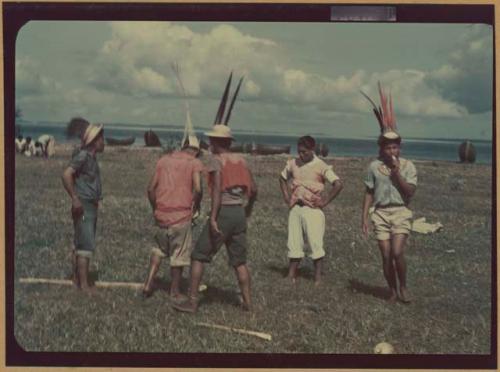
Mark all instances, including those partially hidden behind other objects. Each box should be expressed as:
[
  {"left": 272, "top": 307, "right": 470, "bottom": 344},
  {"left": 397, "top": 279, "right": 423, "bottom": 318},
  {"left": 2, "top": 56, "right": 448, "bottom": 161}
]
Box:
[{"left": 15, "top": 21, "right": 493, "bottom": 140}]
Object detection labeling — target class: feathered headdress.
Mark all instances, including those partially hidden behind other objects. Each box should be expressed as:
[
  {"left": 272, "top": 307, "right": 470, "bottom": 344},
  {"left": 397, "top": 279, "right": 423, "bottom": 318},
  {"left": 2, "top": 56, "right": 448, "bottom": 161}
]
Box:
[
  {"left": 171, "top": 62, "right": 200, "bottom": 150},
  {"left": 214, "top": 72, "right": 244, "bottom": 126},
  {"left": 360, "top": 81, "right": 398, "bottom": 136}
]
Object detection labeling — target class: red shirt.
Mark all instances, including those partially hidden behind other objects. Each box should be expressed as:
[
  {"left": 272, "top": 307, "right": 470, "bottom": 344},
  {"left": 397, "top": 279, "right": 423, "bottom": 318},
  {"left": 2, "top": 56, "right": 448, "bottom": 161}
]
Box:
[{"left": 153, "top": 151, "right": 203, "bottom": 227}]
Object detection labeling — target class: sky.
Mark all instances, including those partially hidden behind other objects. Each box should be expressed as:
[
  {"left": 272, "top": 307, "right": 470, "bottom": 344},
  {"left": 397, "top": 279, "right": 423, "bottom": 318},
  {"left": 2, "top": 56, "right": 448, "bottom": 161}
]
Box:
[{"left": 15, "top": 21, "right": 493, "bottom": 140}]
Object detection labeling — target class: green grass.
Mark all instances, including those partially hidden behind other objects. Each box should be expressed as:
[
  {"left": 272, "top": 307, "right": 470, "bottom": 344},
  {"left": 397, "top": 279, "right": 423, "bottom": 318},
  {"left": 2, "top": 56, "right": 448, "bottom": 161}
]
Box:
[{"left": 14, "top": 146, "right": 492, "bottom": 353}]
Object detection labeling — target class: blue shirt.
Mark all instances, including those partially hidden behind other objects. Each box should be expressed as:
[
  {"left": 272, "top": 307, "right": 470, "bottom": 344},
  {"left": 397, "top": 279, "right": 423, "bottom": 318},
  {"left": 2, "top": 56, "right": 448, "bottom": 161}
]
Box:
[
  {"left": 364, "top": 158, "right": 417, "bottom": 207},
  {"left": 69, "top": 148, "right": 102, "bottom": 202}
]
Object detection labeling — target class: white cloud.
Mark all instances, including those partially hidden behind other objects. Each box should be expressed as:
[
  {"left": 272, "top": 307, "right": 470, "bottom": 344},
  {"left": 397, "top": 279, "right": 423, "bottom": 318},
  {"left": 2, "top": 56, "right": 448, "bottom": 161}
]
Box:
[
  {"left": 425, "top": 25, "right": 493, "bottom": 113},
  {"left": 16, "top": 58, "right": 60, "bottom": 95}
]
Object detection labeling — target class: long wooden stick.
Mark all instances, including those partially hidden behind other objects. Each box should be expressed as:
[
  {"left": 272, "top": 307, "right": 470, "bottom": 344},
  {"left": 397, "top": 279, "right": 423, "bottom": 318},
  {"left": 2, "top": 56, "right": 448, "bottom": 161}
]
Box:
[
  {"left": 19, "top": 278, "right": 143, "bottom": 289},
  {"left": 19, "top": 278, "right": 208, "bottom": 292},
  {"left": 195, "top": 322, "right": 272, "bottom": 341}
]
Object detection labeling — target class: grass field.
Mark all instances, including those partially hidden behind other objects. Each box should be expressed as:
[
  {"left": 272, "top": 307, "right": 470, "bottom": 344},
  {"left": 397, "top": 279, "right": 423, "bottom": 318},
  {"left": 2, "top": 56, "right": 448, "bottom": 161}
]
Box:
[{"left": 13, "top": 144, "right": 492, "bottom": 354}]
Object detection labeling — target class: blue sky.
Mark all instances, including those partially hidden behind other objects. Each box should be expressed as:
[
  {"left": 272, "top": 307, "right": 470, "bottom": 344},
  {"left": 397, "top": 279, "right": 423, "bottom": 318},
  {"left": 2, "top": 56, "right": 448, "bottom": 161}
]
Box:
[{"left": 15, "top": 21, "right": 493, "bottom": 140}]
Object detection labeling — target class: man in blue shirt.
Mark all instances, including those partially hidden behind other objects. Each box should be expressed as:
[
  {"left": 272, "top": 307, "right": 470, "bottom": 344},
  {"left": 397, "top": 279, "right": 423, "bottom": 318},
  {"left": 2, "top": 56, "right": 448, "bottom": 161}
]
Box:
[{"left": 62, "top": 123, "right": 105, "bottom": 293}]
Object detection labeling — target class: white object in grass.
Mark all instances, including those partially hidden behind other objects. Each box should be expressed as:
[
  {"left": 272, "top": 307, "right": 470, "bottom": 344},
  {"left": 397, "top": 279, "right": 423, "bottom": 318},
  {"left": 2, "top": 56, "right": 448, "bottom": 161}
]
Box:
[{"left": 374, "top": 342, "right": 394, "bottom": 354}]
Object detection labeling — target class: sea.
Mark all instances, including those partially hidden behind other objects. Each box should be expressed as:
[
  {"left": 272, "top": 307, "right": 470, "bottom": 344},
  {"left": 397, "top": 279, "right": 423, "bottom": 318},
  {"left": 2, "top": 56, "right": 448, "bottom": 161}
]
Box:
[{"left": 16, "top": 122, "right": 493, "bottom": 165}]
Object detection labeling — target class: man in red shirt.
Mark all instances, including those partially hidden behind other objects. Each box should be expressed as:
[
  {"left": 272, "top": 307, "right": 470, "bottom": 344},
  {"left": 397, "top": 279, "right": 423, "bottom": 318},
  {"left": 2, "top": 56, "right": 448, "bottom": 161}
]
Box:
[{"left": 142, "top": 135, "right": 203, "bottom": 301}]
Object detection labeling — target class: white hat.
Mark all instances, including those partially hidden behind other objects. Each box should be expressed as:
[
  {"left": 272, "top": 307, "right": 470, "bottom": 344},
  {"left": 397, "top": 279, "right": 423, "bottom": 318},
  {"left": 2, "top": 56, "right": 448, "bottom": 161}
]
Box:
[
  {"left": 204, "top": 124, "right": 234, "bottom": 139},
  {"left": 185, "top": 134, "right": 200, "bottom": 149},
  {"left": 82, "top": 124, "right": 103, "bottom": 146},
  {"left": 381, "top": 131, "right": 400, "bottom": 140}
]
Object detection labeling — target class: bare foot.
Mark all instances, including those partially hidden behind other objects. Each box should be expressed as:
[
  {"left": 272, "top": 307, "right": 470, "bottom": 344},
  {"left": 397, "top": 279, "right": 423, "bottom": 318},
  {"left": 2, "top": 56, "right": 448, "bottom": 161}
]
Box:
[
  {"left": 80, "top": 286, "right": 97, "bottom": 296},
  {"left": 284, "top": 276, "right": 297, "bottom": 285},
  {"left": 314, "top": 280, "right": 322, "bottom": 287},
  {"left": 170, "top": 292, "right": 189, "bottom": 304},
  {"left": 398, "top": 287, "right": 412, "bottom": 303},
  {"left": 142, "top": 286, "right": 154, "bottom": 299}
]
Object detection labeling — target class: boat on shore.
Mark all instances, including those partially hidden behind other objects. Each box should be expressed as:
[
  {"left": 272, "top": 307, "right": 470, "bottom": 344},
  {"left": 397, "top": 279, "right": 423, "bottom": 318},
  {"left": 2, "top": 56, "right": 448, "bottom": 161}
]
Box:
[
  {"left": 105, "top": 136, "right": 136, "bottom": 146},
  {"left": 144, "top": 130, "right": 162, "bottom": 147},
  {"left": 253, "top": 143, "right": 291, "bottom": 155}
]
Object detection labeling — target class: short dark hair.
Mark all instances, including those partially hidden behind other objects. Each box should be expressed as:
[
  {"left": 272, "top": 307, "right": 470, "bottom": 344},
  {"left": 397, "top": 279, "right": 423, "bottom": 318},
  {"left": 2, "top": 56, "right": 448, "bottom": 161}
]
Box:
[
  {"left": 297, "top": 135, "right": 316, "bottom": 150},
  {"left": 209, "top": 136, "right": 232, "bottom": 150}
]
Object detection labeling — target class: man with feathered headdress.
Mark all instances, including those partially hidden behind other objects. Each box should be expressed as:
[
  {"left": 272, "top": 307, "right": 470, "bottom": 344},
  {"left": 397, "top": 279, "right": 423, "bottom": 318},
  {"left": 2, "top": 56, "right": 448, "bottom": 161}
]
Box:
[
  {"left": 142, "top": 65, "right": 204, "bottom": 301},
  {"left": 62, "top": 119, "right": 105, "bottom": 293},
  {"left": 173, "top": 72, "right": 258, "bottom": 313},
  {"left": 361, "top": 82, "right": 417, "bottom": 303}
]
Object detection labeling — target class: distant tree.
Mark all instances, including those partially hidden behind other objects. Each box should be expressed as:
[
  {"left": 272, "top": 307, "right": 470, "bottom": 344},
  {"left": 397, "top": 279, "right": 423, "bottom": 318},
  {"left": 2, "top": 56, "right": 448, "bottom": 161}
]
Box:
[{"left": 66, "top": 117, "right": 90, "bottom": 139}]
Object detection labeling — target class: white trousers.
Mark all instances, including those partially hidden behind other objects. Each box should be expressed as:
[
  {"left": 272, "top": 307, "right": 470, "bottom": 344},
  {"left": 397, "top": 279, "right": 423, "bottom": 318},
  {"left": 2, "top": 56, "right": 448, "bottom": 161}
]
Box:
[{"left": 287, "top": 205, "right": 326, "bottom": 260}]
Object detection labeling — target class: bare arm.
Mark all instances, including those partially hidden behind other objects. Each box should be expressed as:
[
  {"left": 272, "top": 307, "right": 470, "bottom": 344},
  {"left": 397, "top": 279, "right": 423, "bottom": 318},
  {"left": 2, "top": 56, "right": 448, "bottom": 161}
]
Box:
[
  {"left": 390, "top": 169, "right": 416, "bottom": 198},
  {"left": 361, "top": 188, "right": 374, "bottom": 238},
  {"left": 61, "top": 167, "right": 83, "bottom": 219},
  {"left": 314, "top": 180, "right": 343, "bottom": 208},
  {"left": 192, "top": 171, "right": 202, "bottom": 215},
  {"left": 245, "top": 171, "right": 258, "bottom": 217},
  {"left": 279, "top": 176, "right": 291, "bottom": 206},
  {"left": 147, "top": 172, "right": 159, "bottom": 212},
  {"left": 210, "top": 170, "right": 222, "bottom": 235}
]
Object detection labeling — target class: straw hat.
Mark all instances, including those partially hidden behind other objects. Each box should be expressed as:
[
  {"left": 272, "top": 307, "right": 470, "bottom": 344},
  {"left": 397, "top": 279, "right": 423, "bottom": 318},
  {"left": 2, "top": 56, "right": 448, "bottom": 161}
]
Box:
[
  {"left": 82, "top": 124, "right": 103, "bottom": 146},
  {"left": 204, "top": 124, "right": 234, "bottom": 139}
]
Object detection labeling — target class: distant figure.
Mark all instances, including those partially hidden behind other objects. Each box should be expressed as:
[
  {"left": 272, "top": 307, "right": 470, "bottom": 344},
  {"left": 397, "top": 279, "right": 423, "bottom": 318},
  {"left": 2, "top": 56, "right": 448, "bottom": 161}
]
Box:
[
  {"left": 61, "top": 123, "right": 105, "bottom": 293},
  {"left": 360, "top": 83, "right": 417, "bottom": 304},
  {"left": 142, "top": 135, "right": 203, "bottom": 301},
  {"left": 38, "top": 134, "right": 56, "bottom": 158},
  {"left": 15, "top": 135, "right": 26, "bottom": 153},
  {"left": 34, "top": 141, "right": 44, "bottom": 157},
  {"left": 24, "top": 137, "right": 35, "bottom": 157},
  {"left": 279, "top": 135, "right": 343, "bottom": 285}
]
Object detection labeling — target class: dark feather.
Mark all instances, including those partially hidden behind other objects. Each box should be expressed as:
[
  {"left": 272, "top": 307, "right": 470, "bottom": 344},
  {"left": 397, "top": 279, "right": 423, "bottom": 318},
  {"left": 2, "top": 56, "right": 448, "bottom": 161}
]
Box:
[
  {"left": 224, "top": 76, "right": 244, "bottom": 125},
  {"left": 214, "top": 72, "right": 233, "bottom": 125}
]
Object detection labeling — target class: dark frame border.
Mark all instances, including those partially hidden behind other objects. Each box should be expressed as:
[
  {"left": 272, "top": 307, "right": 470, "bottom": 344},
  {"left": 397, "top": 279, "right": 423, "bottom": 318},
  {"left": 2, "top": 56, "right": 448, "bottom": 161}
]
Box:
[{"left": 3, "top": 2, "right": 497, "bottom": 369}]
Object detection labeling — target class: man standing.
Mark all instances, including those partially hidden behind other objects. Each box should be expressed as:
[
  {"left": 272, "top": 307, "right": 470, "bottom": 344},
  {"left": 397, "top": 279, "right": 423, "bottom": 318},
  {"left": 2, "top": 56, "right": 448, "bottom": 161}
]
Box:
[
  {"left": 62, "top": 123, "right": 105, "bottom": 293},
  {"left": 279, "top": 135, "right": 343, "bottom": 286},
  {"left": 173, "top": 124, "right": 258, "bottom": 313},
  {"left": 361, "top": 83, "right": 417, "bottom": 303},
  {"left": 142, "top": 135, "right": 203, "bottom": 301}
]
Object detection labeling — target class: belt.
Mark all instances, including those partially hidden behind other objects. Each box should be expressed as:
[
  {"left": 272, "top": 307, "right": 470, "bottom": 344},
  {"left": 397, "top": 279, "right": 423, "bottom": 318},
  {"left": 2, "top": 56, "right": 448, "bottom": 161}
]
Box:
[
  {"left": 295, "top": 200, "right": 306, "bottom": 207},
  {"left": 377, "top": 203, "right": 405, "bottom": 209}
]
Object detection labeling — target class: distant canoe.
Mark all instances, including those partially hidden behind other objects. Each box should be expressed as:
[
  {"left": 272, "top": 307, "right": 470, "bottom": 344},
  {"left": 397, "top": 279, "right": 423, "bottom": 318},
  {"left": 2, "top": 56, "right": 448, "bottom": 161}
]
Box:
[
  {"left": 144, "top": 130, "right": 162, "bottom": 147},
  {"left": 230, "top": 143, "right": 252, "bottom": 153},
  {"left": 253, "top": 144, "right": 291, "bottom": 155},
  {"left": 315, "top": 143, "right": 329, "bottom": 157},
  {"left": 458, "top": 141, "right": 476, "bottom": 163},
  {"left": 106, "top": 136, "right": 135, "bottom": 146}
]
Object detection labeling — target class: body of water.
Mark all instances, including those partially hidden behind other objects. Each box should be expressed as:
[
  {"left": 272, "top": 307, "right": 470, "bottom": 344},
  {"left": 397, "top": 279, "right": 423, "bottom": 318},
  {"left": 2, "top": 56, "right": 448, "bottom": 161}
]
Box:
[{"left": 16, "top": 123, "right": 493, "bottom": 165}]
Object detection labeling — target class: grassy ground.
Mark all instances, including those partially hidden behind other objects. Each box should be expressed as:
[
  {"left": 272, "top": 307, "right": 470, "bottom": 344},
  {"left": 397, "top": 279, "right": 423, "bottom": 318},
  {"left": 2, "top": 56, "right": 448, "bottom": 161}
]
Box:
[{"left": 13, "top": 145, "right": 492, "bottom": 354}]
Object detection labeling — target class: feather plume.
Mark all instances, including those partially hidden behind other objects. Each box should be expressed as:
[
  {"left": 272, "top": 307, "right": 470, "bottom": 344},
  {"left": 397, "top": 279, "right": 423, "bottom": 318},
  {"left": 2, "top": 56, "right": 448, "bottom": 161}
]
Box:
[
  {"left": 360, "top": 90, "right": 383, "bottom": 129},
  {"left": 360, "top": 82, "right": 397, "bottom": 133},
  {"left": 214, "top": 72, "right": 233, "bottom": 125},
  {"left": 171, "top": 62, "right": 195, "bottom": 147},
  {"left": 224, "top": 76, "right": 244, "bottom": 125}
]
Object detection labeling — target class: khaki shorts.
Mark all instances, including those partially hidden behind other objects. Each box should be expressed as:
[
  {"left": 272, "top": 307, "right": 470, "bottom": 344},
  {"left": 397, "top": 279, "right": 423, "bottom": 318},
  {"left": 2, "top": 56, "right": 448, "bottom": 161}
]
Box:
[
  {"left": 371, "top": 206, "right": 413, "bottom": 241},
  {"left": 151, "top": 222, "right": 192, "bottom": 267}
]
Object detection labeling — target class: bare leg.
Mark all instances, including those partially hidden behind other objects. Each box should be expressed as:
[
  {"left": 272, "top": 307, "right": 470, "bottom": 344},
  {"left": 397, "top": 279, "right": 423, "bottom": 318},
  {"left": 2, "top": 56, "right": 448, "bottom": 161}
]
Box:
[
  {"left": 143, "top": 254, "right": 162, "bottom": 297},
  {"left": 378, "top": 240, "right": 397, "bottom": 302},
  {"left": 77, "top": 256, "right": 93, "bottom": 293},
  {"left": 234, "top": 264, "right": 252, "bottom": 311},
  {"left": 286, "top": 258, "right": 301, "bottom": 283},
  {"left": 71, "top": 249, "right": 78, "bottom": 287},
  {"left": 313, "top": 257, "right": 323, "bottom": 286},
  {"left": 392, "top": 234, "right": 410, "bottom": 303},
  {"left": 169, "top": 266, "right": 183, "bottom": 296},
  {"left": 172, "top": 259, "right": 203, "bottom": 313}
]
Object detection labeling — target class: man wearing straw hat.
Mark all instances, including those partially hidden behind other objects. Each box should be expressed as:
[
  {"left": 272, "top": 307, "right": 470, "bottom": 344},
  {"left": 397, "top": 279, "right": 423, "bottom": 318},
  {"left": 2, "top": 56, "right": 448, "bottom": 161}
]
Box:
[
  {"left": 142, "top": 135, "right": 203, "bottom": 301},
  {"left": 173, "top": 72, "right": 258, "bottom": 313},
  {"left": 360, "top": 83, "right": 417, "bottom": 303},
  {"left": 62, "top": 123, "right": 104, "bottom": 293}
]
